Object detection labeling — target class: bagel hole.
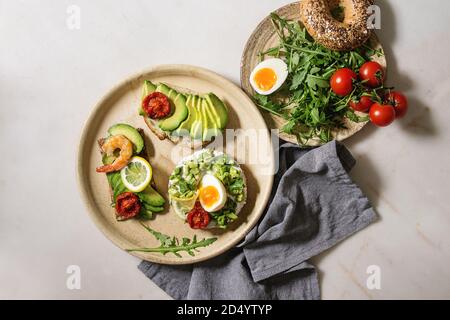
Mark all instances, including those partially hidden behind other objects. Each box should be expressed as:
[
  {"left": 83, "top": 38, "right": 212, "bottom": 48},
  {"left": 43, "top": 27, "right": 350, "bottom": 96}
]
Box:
[{"left": 329, "top": 0, "right": 349, "bottom": 23}]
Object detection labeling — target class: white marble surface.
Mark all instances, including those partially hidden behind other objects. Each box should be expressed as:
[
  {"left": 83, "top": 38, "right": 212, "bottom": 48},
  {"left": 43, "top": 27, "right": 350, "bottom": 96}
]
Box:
[{"left": 1, "top": 0, "right": 449, "bottom": 299}]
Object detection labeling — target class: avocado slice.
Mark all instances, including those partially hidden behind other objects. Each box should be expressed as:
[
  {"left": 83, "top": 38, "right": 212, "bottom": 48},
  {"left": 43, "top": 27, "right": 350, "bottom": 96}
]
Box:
[
  {"left": 139, "top": 185, "right": 165, "bottom": 207},
  {"left": 190, "top": 96, "right": 203, "bottom": 140},
  {"left": 139, "top": 80, "right": 157, "bottom": 116},
  {"left": 107, "top": 123, "right": 144, "bottom": 153},
  {"left": 201, "top": 98, "right": 220, "bottom": 141},
  {"left": 205, "top": 93, "right": 228, "bottom": 129},
  {"left": 200, "top": 98, "right": 215, "bottom": 141},
  {"left": 174, "top": 94, "right": 198, "bottom": 137},
  {"left": 156, "top": 84, "right": 188, "bottom": 132},
  {"left": 142, "top": 203, "right": 164, "bottom": 213},
  {"left": 200, "top": 99, "right": 210, "bottom": 141}
]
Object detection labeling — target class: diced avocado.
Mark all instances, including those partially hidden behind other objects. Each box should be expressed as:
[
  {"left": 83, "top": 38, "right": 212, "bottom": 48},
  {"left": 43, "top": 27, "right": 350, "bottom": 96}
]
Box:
[
  {"left": 202, "top": 98, "right": 221, "bottom": 141},
  {"left": 205, "top": 93, "right": 228, "bottom": 129},
  {"left": 139, "top": 80, "right": 157, "bottom": 116},
  {"left": 107, "top": 123, "right": 144, "bottom": 153},
  {"left": 156, "top": 84, "right": 188, "bottom": 132},
  {"left": 174, "top": 94, "right": 198, "bottom": 137},
  {"left": 190, "top": 96, "right": 203, "bottom": 140},
  {"left": 139, "top": 185, "right": 165, "bottom": 206}
]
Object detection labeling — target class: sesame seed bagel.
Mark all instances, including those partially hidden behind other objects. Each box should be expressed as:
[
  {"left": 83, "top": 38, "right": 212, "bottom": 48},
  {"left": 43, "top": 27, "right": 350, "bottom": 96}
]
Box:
[{"left": 300, "top": 0, "right": 374, "bottom": 51}]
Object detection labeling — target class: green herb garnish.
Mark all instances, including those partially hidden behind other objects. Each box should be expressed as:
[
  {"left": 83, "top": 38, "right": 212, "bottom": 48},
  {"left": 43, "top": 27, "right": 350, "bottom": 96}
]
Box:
[
  {"left": 255, "top": 13, "right": 383, "bottom": 144},
  {"left": 127, "top": 223, "right": 217, "bottom": 257}
]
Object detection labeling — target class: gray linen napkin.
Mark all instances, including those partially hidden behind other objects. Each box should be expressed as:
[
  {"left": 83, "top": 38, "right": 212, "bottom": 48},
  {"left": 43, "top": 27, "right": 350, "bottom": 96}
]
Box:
[{"left": 138, "top": 141, "right": 377, "bottom": 299}]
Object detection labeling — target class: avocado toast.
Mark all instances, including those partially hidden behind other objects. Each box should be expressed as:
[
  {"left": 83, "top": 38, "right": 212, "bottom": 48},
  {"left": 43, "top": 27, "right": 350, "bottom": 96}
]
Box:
[
  {"left": 97, "top": 124, "right": 165, "bottom": 221},
  {"left": 138, "top": 81, "right": 229, "bottom": 149}
]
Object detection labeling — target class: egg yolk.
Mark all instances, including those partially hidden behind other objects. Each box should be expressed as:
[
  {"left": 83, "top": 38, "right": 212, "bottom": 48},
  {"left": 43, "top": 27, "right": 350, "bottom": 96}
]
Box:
[
  {"left": 254, "top": 68, "right": 277, "bottom": 91},
  {"left": 199, "top": 185, "right": 219, "bottom": 208}
]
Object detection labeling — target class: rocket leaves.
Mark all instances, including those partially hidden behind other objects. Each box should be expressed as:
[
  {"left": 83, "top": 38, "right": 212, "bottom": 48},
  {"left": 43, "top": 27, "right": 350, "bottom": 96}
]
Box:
[
  {"left": 254, "top": 13, "right": 383, "bottom": 145},
  {"left": 126, "top": 223, "right": 217, "bottom": 258}
]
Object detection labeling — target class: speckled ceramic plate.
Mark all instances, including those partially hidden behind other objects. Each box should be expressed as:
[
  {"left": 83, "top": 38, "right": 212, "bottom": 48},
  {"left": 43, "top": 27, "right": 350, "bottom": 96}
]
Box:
[
  {"left": 77, "top": 65, "right": 274, "bottom": 264},
  {"left": 241, "top": 1, "right": 387, "bottom": 146}
]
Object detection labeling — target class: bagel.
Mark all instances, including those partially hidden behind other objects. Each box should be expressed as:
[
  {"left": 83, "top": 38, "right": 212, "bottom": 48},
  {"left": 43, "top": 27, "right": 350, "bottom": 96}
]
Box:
[{"left": 300, "top": 0, "right": 374, "bottom": 51}]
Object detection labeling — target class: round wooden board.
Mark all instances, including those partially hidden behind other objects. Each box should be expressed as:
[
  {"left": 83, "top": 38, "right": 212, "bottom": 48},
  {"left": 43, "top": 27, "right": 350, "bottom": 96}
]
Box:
[
  {"left": 78, "top": 65, "right": 274, "bottom": 264},
  {"left": 240, "top": 1, "right": 387, "bottom": 146}
]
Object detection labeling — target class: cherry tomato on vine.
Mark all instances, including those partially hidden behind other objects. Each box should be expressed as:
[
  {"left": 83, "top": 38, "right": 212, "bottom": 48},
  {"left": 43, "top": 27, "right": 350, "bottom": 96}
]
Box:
[
  {"left": 349, "top": 95, "right": 373, "bottom": 112},
  {"left": 359, "top": 61, "right": 384, "bottom": 88},
  {"left": 385, "top": 91, "right": 408, "bottom": 118},
  {"left": 369, "top": 103, "right": 396, "bottom": 127},
  {"left": 330, "top": 68, "right": 357, "bottom": 96}
]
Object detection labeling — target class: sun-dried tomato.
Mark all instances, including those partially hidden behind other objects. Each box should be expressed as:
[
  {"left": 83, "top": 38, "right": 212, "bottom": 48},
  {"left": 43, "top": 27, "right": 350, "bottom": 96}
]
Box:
[
  {"left": 116, "top": 192, "right": 141, "bottom": 219},
  {"left": 142, "top": 92, "right": 171, "bottom": 119},
  {"left": 187, "top": 202, "right": 210, "bottom": 229}
]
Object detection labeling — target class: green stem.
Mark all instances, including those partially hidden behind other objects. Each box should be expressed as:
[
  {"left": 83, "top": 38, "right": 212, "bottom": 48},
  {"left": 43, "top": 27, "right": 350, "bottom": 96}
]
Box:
[
  {"left": 127, "top": 238, "right": 217, "bottom": 254},
  {"left": 282, "top": 43, "right": 333, "bottom": 58},
  {"left": 257, "top": 104, "right": 285, "bottom": 118}
]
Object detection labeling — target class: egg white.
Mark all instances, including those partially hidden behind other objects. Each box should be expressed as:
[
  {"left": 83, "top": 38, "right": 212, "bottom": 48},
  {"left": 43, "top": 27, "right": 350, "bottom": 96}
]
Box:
[
  {"left": 249, "top": 58, "right": 288, "bottom": 95},
  {"left": 199, "top": 174, "right": 227, "bottom": 212}
]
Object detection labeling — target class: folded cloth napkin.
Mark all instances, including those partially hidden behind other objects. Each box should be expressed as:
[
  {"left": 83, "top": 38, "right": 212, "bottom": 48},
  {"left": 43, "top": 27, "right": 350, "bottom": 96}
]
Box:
[{"left": 139, "top": 141, "right": 377, "bottom": 299}]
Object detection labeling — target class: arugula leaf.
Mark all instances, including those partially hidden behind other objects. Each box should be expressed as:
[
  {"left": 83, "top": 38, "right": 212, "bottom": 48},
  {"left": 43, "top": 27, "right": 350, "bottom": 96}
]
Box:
[
  {"left": 126, "top": 223, "right": 217, "bottom": 257},
  {"left": 306, "top": 75, "right": 329, "bottom": 90},
  {"left": 282, "top": 119, "right": 297, "bottom": 134},
  {"left": 310, "top": 108, "right": 320, "bottom": 124},
  {"left": 290, "top": 69, "right": 307, "bottom": 90}
]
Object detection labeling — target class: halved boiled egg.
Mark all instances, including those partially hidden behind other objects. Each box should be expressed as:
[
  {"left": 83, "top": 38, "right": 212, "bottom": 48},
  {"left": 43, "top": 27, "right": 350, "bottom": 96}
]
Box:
[
  {"left": 198, "top": 174, "right": 227, "bottom": 212},
  {"left": 249, "top": 58, "right": 288, "bottom": 95}
]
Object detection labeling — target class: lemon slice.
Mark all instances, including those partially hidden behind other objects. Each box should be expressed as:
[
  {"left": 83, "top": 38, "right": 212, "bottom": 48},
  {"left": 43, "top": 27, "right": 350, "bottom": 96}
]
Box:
[
  {"left": 120, "top": 156, "right": 152, "bottom": 193},
  {"left": 170, "top": 191, "right": 198, "bottom": 203}
]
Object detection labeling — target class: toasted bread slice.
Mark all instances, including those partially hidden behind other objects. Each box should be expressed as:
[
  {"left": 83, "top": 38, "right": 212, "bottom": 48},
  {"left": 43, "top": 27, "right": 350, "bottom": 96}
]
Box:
[
  {"left": 98, "top": 128, "right": 162, "bottom": 221},
  {"left": 140, "top": 81, "right": 225, "bottom": 150},
  {"left": 143, "top": 116, "right": 168, "bottom": 141}
]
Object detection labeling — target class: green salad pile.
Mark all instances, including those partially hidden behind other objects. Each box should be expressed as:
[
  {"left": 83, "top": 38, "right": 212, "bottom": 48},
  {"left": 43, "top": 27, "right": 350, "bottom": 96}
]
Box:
[{"left": 254, "top": 13, "right": 384, "bottom": 144}]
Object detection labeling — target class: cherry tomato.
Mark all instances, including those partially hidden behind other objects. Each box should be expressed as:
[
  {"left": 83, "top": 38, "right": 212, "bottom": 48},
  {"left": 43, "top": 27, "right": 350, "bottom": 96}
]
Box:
[
  {"left": 369, "top": 103, "right": 396, "bottom": 127},
  {"left": 359, "top": 61, "right": 384, "bottom": 88},
  {"left": 142, "top": 92, "right": 171, "bottom": 119},
  {"left": 116, "top": 192, "right": 141, "bottom": 220},
  {"left": 385, "top": 91, "right": 408, "bottom": 118},
  {"left": 330, "top": 68, "right": 357, "bottom": 96},
  {"left": 187, "top": 202, "right": 210, "bottom": 229},
  {"left": 349, "top": 95, "right": 373, "bottom": 112}
]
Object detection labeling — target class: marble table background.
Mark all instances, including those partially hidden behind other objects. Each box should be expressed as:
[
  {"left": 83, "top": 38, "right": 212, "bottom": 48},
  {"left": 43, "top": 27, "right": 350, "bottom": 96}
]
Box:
[{"left": 1, "top": 0, "right": 449, "bottom": 299}]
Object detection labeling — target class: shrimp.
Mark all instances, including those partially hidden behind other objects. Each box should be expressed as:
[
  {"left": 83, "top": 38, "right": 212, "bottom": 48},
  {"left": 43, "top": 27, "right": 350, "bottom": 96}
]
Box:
[{"left": 96, "top": 135, "right": 133, "bottom": 173}]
